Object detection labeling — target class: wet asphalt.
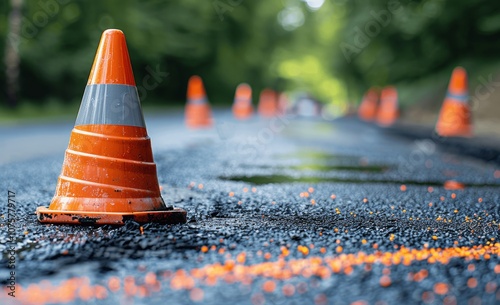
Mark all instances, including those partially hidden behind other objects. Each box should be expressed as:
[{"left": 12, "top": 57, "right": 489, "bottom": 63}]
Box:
[{"left": 1, "top": 111, "right": 499, "bottom": 305}]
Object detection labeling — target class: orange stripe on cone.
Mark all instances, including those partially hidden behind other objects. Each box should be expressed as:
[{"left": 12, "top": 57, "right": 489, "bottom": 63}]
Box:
[
  {"left": 258, "top": 89, "right": 278, "bottom": 118},
  {"left": 435, "top": 67, "right": 473, "bottom": 137},
  {"left": 358, "top": 88, "right": 379, "bottom": 121},
  {"left": 232, "top": 83, "right": 253, "bottom": 120},
  {"left": 185, "top": 75, "right": 213, "bottom": 128},
  {"left": 36, "top": 29, "right": 186, "bottom": 225},
  {"left": 376, "top": 86, "right": 399, "bottom": 126}
]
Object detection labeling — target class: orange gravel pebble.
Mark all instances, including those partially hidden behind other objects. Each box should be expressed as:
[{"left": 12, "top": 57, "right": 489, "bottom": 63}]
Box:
[
  {"left": 379, "top": 275, "right": 391, "bottom": 287},
  {"left": 494, "top": 265, "right": 500, "bottom": 273},
  {"left": 262, "top": 280, "right": 276, "bottom": 293},
  {"left": 282, "top": 283, "right": 295, "bottom": 296},
  {"left": 190, "top": 288, "right": 204, "bottom": 302},
  {"left": 434, "top": 283, "right": 448, "bottom": 295},
  {"left": 467, "top": 278, "right": 478, "bottom": 288}
]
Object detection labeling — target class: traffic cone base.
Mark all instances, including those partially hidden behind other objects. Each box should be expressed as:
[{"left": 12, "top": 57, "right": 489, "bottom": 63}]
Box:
[
  {"left": 36, "top": 207, "right": 187, "bottom": 225},
  {"left": 233, "top": 104, "right": 253, "bottom": 119},
  {"left": 186, "top": 103, "right": 213, "bottom": 128},
  {"left": 36, "top": 29, "right": 187, "bottom": 225},
  {"left": 435, "top": 101, "right": 472, "bottom": 137}
]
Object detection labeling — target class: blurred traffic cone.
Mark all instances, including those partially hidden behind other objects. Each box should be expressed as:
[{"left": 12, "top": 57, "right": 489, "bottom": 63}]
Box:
[
  {"left": 232, "top": 83, "right": 253, "bottom": 120},
  {"left": 277, "top": 92, "right": 289, "bottom": 116},
  {"left": 435, "top": 67, "right": 472, "bottom": 137},
  {"left": 36, "top": 29, "right": 187, "bottom": 225},
  {"left": 376, "top": 86, "right": 399, "bottom": 126},
  {"left": 258, "top": 89, "right": 278, "bottom": 117},
  {"left": 358, "top": 88, "right": 379, "bottom": 121},
  {"left": 185, "top": 75, "right": 213, "bottom": 128}
]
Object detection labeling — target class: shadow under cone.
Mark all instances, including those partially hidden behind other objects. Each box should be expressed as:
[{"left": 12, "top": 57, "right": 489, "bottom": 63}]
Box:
[
  {"left": 435, "top": 67, "right": 473, "bottom": 137},
  {"left": 36, "top": 29, "right": 186, "bottom": 225}
]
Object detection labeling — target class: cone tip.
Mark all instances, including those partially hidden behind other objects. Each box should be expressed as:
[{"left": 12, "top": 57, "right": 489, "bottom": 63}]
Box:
[
  {"left": 187, "top": 75, "right": 206, "bottom": 99},
  {"left": 87, "top": 28, "right": 135, "bottom": 86},
  {"left": 236, "top": 83, "right": 252, "bottom": 97},
  {"left": 103, "top": 29, "right": 124, "bottom": 35},
  {"left": 449, "top": 66, "right": 468, "bottom": 95}
]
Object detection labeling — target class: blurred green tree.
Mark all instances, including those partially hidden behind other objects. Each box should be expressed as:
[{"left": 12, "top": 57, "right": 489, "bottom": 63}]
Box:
[{"left": 1, "top": 0, "right": 500, "bottom": 112}]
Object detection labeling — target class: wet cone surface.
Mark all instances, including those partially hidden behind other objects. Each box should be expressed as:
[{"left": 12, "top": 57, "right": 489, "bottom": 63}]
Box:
[
  {"left": 358, "top": 88, "right": 379, "bottom": 121},
  {"left": 232, "top": 83, "right": 253, "bottom": 120},
  {"left": 435, "top": 67, "right": 472, "bottom": 137},
  {"left": 185, "top": 75, "right": 213, "bottom": 128},
  {"left": 258, "top": 89, "right": 278, "bottom": 118},
  {"left": 376, "top": 86, "right": 399, "bottom": 126},
  {"left": 36, "top": 29, "right": 186, "bottom": 225}
]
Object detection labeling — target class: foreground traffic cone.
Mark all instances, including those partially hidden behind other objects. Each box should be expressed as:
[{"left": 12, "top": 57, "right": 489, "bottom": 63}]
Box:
[
  {"left": 358, "top": 88, "right": 379, "bottom": 121},
  {"left": 435, "top": 67, "right": 472, "bottom": 137},
  {"left": 376, "top": 86, "right": 399, "bottom": 126},
  {"left": 258, "top": 89, "right": 278, "bottom": 117},
  {"left": 36, "top": 29, "right": 187, "bottom": 225},
  {"left": 232, "top": 83, "right": 253, "bottom": 120},
  {"left": 185, "top": 75, "right": 213, "bottom": 128}
]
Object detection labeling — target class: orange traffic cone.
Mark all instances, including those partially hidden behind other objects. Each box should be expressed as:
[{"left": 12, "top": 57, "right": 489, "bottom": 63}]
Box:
[
  {"left": 258, "top": 89, "right": 278, "bottom": 118},
  {"left": 358, "top": 88, "right": 379, "bottom": 121},
  {"left": 376, "top": 86, "right": 399, "bottom": 126},
  {"left": 36, "top": 29, "right": 187, "bottom": 225},
  {"left": 277, "top": 92, "right": 289, "bottom": 115},
  {"left": 232, "top": 83, "right": 253, "bottom": 120},
  {"left": 185, "top": 75, "right": 213, "bottom": 128},
  {"left": 435, "top": 67, "right": 472, "bottom": 137}
]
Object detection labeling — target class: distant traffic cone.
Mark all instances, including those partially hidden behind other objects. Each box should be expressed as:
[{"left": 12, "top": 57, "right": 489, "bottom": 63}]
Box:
[
  {"left": 36, "top": 29, "right": 187, "bottom": 225},
  {"left": 358, "top": 88, "right": 379, "bottom": 121},
  {"left": 185, "top": 75, "right": 213, "bottom": 128},
  {"left": 435, "top": 67, "right": 472, "bottom": 137},
  {"left": 258, "top": 89, "right": 278, "bottom": 117},
  {"left": 232, "top": 83, "right": 253, "bottom": 120},
  {"left": 277, "top": 92, "right": 289, "bottom": 115},
  {"left": 376, "top": 86, "right": 399, "bottom": 126}
]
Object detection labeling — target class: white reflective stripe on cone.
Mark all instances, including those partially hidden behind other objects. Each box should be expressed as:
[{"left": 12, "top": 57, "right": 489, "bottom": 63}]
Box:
[
  {"left": 75, "top": 84, "right": 146, "bottom": 127},
  {"left": 446, "top": 92, "right": 469, "bottom": 103},
  {"left": 188, "top": 98, "right": 208, "bottom": 105}
]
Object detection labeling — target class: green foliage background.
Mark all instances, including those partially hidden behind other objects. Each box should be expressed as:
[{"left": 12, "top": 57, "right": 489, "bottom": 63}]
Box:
[{"left": 1, "top": 0, "right": 500, "bottom": 115}]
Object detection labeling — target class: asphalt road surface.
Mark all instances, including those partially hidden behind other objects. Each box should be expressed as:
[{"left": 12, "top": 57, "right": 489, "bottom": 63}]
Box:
[{"left": 1, "top": 111, "right": 499, "bottom": 305}]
